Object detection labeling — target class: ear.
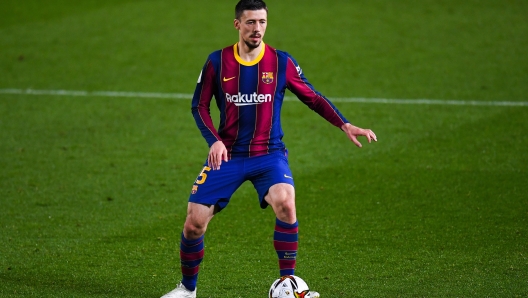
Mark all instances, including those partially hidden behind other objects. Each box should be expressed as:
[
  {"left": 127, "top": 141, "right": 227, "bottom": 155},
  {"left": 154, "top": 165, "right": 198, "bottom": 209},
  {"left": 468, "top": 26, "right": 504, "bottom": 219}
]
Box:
[{"left": 234, "top": 18, "right": 240, "bottom": 30}]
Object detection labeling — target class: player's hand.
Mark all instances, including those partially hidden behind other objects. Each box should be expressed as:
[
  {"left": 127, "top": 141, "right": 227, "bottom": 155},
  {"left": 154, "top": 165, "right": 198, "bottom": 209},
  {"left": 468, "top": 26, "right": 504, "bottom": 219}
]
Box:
[
  {"left": 341, "top": 123, "right": 377, "bottom": 148},
  {"left": 208, "top": 140, "right": 228, "bottom": 170}
]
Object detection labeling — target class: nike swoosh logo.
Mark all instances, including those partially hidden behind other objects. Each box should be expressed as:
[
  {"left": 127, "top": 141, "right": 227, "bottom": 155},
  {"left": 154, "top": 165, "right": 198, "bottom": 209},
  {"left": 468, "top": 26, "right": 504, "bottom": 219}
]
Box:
[
  {"left": 223, "top": 76, "right": 236, "bottom": 82},
  {"left": 284, "top": 174, "right": 293, "bottom": 179}
]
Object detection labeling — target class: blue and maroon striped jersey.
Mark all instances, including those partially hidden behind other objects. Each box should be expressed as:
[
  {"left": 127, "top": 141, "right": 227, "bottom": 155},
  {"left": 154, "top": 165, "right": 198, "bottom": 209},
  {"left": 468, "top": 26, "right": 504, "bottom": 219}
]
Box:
[{"left": 191, "top": 42, "right": 349, "bottom": 158}]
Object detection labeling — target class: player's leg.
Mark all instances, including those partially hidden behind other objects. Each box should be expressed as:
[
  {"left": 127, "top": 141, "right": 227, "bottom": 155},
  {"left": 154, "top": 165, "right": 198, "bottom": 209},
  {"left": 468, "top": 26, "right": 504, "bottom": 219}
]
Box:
[
  {"left": 180, "top": 202, "right": 218, "bottom": 292},
  {"left": 180, "top": 160, "right": 242, "bottom": 291},
  {"left": 161, "top": 203, "right": 216, "bottom": 298},
  {"left": 253, "top": 155, "right": 319, "bottom": 297},
  {"left": 162, "top": 160, "right": 244, "bottom": 298},
  {"left": 249, "top": 150, "right": 299, "bottom": 277},
  {"left": 265, "top": 183, "right": 299, "bottom": 276}
]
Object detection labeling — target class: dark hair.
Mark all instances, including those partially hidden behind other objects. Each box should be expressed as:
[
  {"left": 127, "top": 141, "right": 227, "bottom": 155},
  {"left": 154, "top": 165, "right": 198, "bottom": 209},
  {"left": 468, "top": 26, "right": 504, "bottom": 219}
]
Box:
[{"left": 235, "top": 0, "right": 268, "bottom": 20}]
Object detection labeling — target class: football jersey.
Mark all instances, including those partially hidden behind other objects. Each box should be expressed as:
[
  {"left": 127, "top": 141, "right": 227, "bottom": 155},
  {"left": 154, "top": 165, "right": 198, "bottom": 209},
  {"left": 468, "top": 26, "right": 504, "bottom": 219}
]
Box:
[{"left": 191, "top": 42, "right": 349, "bottom": 158}]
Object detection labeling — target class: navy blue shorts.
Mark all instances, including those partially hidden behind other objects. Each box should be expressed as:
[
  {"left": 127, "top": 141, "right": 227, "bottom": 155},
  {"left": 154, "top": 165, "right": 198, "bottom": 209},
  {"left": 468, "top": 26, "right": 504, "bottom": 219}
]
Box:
[{"left": 188, "top": 150, "right": 294, "bottom": 210}]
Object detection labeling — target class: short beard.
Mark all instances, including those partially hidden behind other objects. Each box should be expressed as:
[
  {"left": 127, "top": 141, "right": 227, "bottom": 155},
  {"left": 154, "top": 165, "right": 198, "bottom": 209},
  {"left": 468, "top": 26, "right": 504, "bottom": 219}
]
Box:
[{"left": 243, "top": 39, "right": 261, "bottom": 49}]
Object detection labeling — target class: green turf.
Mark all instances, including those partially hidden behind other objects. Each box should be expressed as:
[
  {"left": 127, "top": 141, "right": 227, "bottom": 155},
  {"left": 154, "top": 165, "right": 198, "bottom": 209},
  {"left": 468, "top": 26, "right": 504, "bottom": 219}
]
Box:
[{"left": 1, "top": 0, "right": 527, "bottom": 297}]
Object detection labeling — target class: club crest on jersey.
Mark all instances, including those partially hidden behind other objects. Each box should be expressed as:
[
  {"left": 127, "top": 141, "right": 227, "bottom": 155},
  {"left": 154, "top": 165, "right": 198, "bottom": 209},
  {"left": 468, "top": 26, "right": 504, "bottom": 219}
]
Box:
[{"left": 262, "top": 72, "right": 274, "bottom": 84}]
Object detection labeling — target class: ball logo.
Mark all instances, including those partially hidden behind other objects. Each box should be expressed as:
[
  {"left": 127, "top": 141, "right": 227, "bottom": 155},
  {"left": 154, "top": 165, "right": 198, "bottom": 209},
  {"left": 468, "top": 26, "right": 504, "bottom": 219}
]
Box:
[{"left": 262, "top": 72, "right": 274, "bottom": 84}]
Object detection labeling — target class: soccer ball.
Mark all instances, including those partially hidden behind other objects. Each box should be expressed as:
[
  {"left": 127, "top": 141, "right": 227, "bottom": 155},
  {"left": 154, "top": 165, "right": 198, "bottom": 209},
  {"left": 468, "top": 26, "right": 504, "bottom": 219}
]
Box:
[{"left": 269, "top": 275, "right": 312, "bottom": 298}]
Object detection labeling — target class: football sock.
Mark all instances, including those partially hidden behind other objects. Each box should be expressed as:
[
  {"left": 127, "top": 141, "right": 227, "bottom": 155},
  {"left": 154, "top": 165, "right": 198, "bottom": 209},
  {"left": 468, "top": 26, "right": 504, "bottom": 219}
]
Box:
[
  {"left": 180, "top": 233, "right": 204, "bottom": 291},
  {"left": 274, "top": 218, "right": 298, "bottom": 276}
]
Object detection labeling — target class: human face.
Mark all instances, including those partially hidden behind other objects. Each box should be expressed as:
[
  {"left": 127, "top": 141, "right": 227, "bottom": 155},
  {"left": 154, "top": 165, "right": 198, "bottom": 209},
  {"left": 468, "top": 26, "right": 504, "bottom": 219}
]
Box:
[{"left": 234, "top": 9, "right": 267, "bottom": 49}]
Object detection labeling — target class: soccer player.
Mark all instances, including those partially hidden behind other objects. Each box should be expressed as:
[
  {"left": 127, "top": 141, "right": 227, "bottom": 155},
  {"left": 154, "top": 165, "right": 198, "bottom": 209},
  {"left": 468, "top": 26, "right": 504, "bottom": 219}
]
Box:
[{"left": 161, "top": 0, "right": 377, "bottom": 297}]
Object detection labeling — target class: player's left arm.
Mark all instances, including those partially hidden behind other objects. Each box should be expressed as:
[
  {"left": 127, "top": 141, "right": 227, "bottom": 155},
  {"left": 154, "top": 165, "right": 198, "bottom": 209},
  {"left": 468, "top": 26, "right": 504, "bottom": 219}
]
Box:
[
  {"left": 285, "top": 55, "right": 377, "bottom": 146},
  {"left": 341, "top": 123, "right": 377, "bottom": 148},
  {"left": 285, "top": 56, "right": 347, "bottom": 127}
]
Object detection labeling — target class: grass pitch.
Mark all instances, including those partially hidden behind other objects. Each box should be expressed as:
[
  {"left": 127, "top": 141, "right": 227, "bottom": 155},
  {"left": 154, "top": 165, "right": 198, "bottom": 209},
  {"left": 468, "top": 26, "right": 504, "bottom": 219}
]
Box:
[{"left": 1, "top": 0, "right": 527, "bottom": 297}]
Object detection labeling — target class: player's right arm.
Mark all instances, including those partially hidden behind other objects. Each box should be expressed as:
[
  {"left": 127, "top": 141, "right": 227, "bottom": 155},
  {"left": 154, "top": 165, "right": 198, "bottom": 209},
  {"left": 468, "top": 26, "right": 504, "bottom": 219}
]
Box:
[
  {"left": 191, "top": 58, "right": 222, "bottom": 145},
  {"left": 191, "top": 57, "right": 227, "bottom": 170}
]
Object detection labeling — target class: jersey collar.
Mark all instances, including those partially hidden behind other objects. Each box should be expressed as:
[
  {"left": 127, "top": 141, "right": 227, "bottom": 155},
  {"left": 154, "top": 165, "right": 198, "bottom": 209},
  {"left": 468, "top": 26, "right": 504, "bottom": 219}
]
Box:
[{"left": 233, "top": 42, "right": 266, "bottom": 66}]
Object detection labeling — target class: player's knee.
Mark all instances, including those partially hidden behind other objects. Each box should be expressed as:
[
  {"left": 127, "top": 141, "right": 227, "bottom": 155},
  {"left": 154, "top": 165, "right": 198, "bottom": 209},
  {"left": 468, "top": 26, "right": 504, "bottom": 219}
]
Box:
[
  {"left": 279, "top": 198, "right": 296, "bottom": 214},
  {"left": 183, "top": 219, "right": 207, "bottom": 239},
  {"left": 271, "top": 195, "right": 296, "bottom": 223}
]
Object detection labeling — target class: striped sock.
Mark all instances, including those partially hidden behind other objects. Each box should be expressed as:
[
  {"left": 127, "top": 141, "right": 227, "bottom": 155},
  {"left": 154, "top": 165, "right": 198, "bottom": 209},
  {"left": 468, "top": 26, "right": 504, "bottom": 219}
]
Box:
[
  {"left": 274, "top": 219, "right": 298, "bottom": 276},
  {"left": 180, "top": 233, "right": 204, "bottom": 291}
]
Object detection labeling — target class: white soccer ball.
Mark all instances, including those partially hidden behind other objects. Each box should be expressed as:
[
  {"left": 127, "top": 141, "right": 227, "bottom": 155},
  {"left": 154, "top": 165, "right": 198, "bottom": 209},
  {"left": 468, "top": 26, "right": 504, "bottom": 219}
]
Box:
[{"left": 269, "top": 275, "right": 311, "bottom": 298}]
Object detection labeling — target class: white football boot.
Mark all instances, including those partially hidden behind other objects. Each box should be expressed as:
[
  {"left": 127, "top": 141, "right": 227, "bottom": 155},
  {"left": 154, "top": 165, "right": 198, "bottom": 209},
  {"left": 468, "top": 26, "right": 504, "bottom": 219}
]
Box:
[
  {"left": 308, "top": 290, "right": 320, "bottom": 298},
  {"left": 160, "top": 282, "right": 196, "bottom": 298}
]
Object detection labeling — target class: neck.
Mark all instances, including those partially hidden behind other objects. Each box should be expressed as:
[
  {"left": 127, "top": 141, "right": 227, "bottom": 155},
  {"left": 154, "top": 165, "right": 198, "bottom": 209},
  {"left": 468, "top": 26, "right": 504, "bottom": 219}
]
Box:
[{"left": 237, "top": 41, "right": 264, "bottom": 62}]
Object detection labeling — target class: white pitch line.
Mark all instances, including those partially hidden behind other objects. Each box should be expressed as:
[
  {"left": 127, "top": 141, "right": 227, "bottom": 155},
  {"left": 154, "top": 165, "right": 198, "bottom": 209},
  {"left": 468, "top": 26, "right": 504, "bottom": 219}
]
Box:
[
  {"left": 1, "top": 88, "right": 527, "bottom": 107},
  {"left": 0, "top": 88, "right": 191, "bottom": 99},
  {"left": 325, "top": 97, "right": 528, "bottom": 107}
]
